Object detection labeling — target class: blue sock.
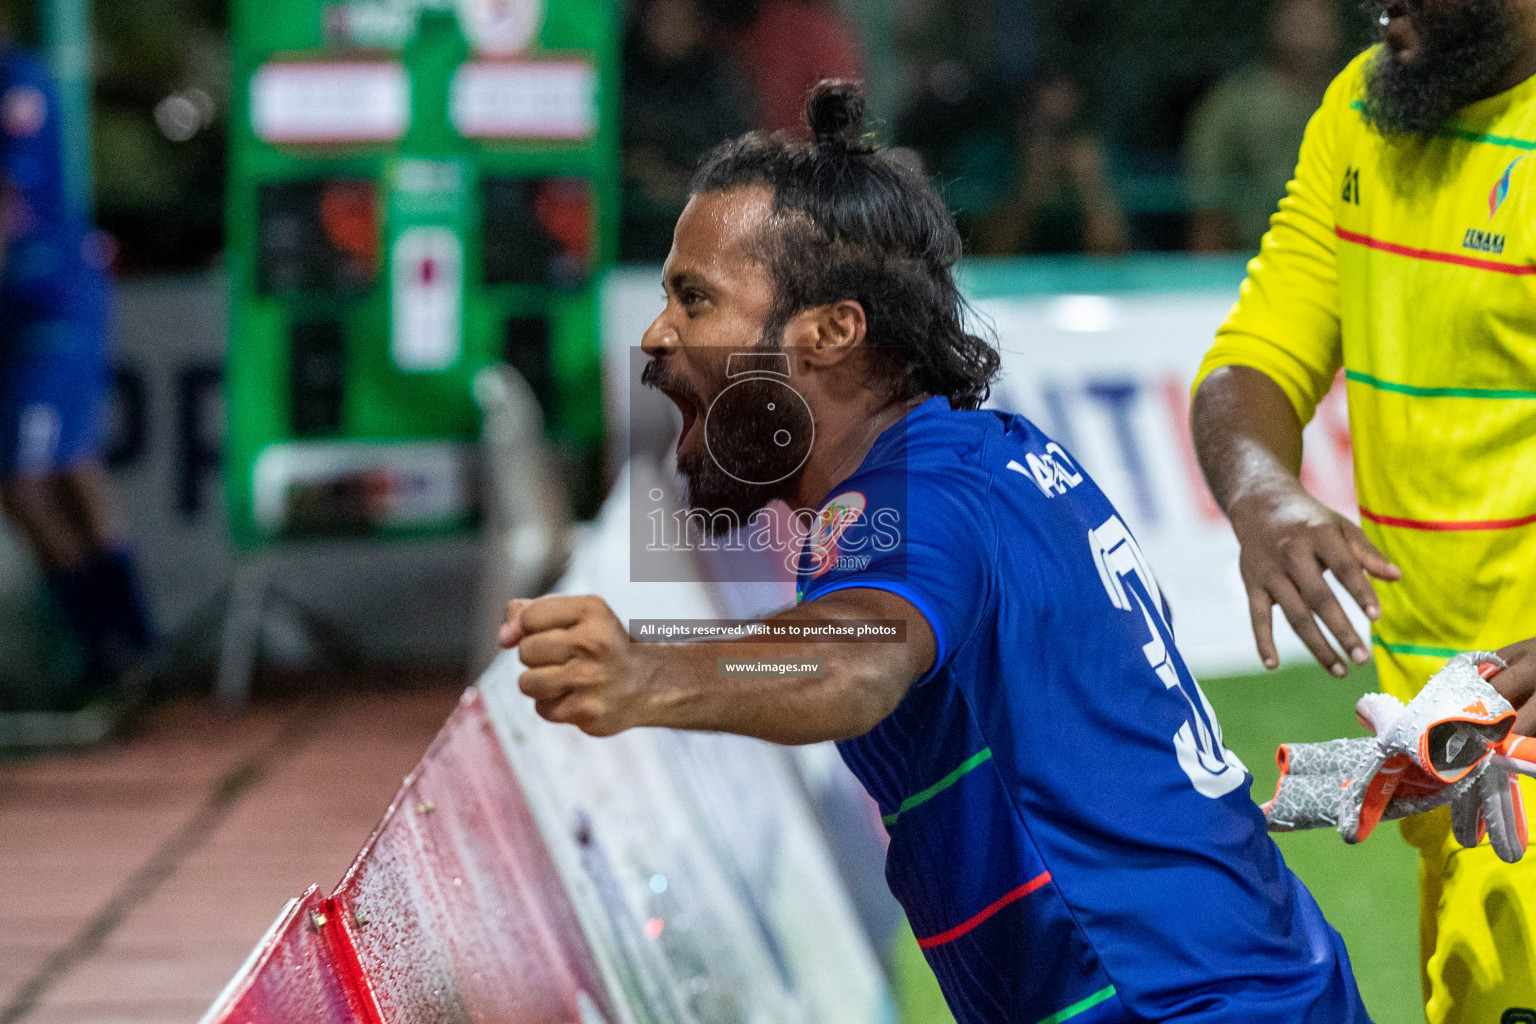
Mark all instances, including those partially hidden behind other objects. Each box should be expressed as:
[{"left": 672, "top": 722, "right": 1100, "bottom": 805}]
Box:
[
  {"left": 89, "top": 547, "right": 155, "bottom": 656},
  {"left": 44, "top": 549, "right": 155, "bottom": 685},
  {"left": 44, "top": 561, "right": 111, "bottom": 678}
]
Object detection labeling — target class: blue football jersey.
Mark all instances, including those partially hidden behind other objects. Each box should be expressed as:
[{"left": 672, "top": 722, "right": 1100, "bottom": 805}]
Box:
[
  {"left": 0, "top": 45, "right": 99, "bottom": 323},
  {"left": 796, "top": 397, "right": 1370, "bottom": 1024}
]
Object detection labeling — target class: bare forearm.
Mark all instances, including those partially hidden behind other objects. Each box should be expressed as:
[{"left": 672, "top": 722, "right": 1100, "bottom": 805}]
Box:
[
  {"left": 1191, "top": 365, "right": 1307, "bottom": 518},
  {"left": 1191, "top": 363, "right": 1398, "bottom": 673},
  {"left": 636, "top": 634, "right": 907, "bottom": 744},
  {"left": 505, "top": 589, "right": 934, "bottom": 743}
]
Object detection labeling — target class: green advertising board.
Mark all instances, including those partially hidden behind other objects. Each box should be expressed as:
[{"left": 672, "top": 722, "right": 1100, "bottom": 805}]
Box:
[{"left": 227, "top": 0, "right": 618, "bottom": 548}]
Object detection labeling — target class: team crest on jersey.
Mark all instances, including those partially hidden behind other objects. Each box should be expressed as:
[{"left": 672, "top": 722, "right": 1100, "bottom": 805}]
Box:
[
  {"left": 1490, "top": 156, "right": 1525, "bottom": 219},
  {"left": 2, "top": 85, "right": 45, "bottom": 139},
  {"left": 805, "top": 491, "right": 865, "bottom": 579}
]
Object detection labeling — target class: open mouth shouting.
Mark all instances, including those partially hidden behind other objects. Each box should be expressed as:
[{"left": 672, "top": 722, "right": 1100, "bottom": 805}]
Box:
[
  {"left": 665, "top": 386, "right": 700, "bottom": 454},
  {"left": 641, "top": 358, "right": 706, "bottom": 456}
]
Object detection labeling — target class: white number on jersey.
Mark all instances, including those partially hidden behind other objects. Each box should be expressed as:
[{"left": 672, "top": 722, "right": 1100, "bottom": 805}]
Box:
[{"left": 1088, "top": 515, "right": 1248, "bottom": 798}]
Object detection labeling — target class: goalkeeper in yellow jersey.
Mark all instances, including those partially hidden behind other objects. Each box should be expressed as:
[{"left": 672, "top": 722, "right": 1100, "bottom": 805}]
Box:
[{"left": 1193, "top": 1, "right": 1536, "bottom": 1020}]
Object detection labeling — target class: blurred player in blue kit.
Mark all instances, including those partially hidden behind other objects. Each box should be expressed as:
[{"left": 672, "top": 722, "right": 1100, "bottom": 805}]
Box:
[
  {"left": 499, "top": 81, "right": 1384, "bottom": 1023},
  {"left": 0, "top": 14, "right": 152, "bottom": 704}
]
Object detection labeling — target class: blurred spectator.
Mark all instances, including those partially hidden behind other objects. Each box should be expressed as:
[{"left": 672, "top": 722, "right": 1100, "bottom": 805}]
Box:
[
  {"left": 705, "top": 0, "right": 863, "bottom": 135},
  {"left": 0, "top": 13, "right": 154, "bottom": 707},
  {"left": 621, "top": 0, "right": 756, "bottom": 261},
  {"left": 895, "top": 58, "right": 1014, "bottom": 226},
  {"left": 896, "top": 0, "right": 1015, "bottom": 94},
  {"left": 94, "top": 0, "right": 227, "bottom": 273},
  {"left": 972, "top": 73, "right": 1130, "bottom": 256},
  {"left": 994, "top": 0, "right": 1038, "bottom": 89},
  {"left": 1184, "top": 0, "right": 1341, "bottom": 252}
]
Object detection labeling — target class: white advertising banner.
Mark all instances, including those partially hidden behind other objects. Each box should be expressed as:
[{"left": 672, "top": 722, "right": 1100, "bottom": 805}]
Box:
[
  {"left": 601, "top": 267, "right": 1362, "bottom": 679},
  {"left": 251, "top": 61, "right": 410, "bottom": 145},
  {"left": 450, "top": 60, "right": 597, "bottom": 140}
]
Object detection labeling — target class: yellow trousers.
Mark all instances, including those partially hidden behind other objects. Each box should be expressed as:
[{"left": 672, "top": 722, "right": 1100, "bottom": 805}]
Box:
[{"left": 1403, "top": 776, "right": 1536, "bottom": 1024}]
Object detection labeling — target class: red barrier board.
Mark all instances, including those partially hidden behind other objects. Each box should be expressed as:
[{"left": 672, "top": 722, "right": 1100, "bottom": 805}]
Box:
[
  {"left": 203, "top": 689, "right": 618, "bottom": 1024},
  {"left": 334, "top": 689, "right": 617, "bottom": 1023},
  {"left": 200, "top": 885, "right": 375, "bottom": 1024}
]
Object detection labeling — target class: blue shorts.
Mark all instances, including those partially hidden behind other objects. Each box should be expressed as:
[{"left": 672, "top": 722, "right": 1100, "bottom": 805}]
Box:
[{"left": 0, "top": 318, "right": 109, "bottom": 478}]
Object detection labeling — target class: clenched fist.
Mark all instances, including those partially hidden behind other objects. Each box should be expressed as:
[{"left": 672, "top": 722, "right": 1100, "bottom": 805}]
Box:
[{"left": 498, "top": 595, "right": 659, "bottom": 736}]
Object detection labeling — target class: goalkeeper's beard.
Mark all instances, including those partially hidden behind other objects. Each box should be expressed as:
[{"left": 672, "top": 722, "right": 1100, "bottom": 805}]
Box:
[{"left": 1361, "top": 0, "right": 1522, "bottom": 137}]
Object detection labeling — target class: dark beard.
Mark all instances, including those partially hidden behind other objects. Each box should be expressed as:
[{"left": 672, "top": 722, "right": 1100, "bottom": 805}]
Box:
[
  {"left": 1361, "top": 0, "right": 1521, "bottom": 137},
  {"left": 675, "top": 436, "right": 785, "bottom": 536}
]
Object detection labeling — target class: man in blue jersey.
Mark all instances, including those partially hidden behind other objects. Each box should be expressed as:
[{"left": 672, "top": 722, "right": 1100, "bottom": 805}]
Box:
[
  {"left": 499, "top": 80, "right": 1371, "bottom": 1023},
  {"left": 1, "top": 15, "right": 152, "bottom": 703}
]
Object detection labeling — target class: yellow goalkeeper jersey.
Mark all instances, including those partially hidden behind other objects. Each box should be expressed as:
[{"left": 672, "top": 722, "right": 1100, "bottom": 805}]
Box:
[{"left": 1197, "top": 49, "right": 1536, "bottom": 701}]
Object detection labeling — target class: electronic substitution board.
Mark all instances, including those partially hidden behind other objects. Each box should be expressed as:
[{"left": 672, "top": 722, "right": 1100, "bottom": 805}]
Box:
[{"left": 227, "top": 0, "right": 618, "bottom": 547}]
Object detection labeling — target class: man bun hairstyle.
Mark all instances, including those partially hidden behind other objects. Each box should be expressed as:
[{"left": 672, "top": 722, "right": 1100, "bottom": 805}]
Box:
[
  {"left": 691, "top": 79, "right": 1000, "bottom": 410},
  {"left": 806, "top": 80, "right": 873, "bottom": 155}
]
